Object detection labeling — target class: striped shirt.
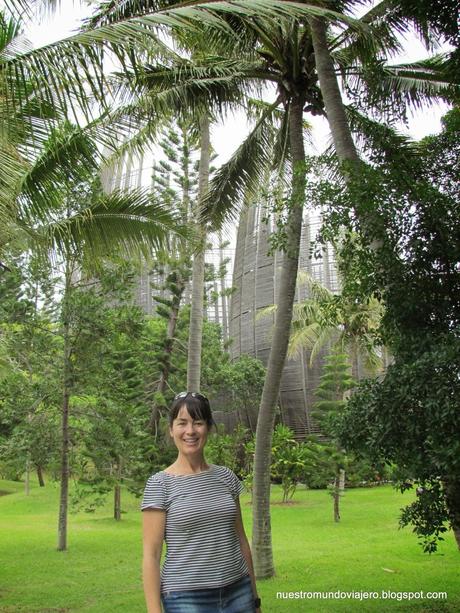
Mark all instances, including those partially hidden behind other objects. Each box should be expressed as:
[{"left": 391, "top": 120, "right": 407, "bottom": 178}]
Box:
[{"left": 141, "top": 464, "right": 249, "bottom": 593}]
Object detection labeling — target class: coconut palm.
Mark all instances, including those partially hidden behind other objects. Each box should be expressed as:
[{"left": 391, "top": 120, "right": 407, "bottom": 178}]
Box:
[
  {"left": 87, "top": 4, "right": 339, "bottom": 579},
  {"left": 194, "top": 10, "right": 456, "bottom": 578},
  {"left": 0, "top": 8, "right": 190, "bottom": 254},
  {"left": 259, "top": 269, "right": 383, "bottom": 378},
  {"left": 309, "top": 0, "right": 459, "bottom": 182}
]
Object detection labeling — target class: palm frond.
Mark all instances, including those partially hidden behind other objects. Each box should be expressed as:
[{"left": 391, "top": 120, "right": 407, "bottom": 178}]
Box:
[
  {"left": 382, "top": 55, "right": 460, "bottom": 104},
  {"left": 84, "top": 1, "right": 165, "bottom": 29},
  {"left": 199, "top": 97, "right": 281, "bottom": 228},
  {"left": 129, "top": 57, "right": 270, "bottom": 112},
  {"left": 343, "top": 53, "right": 459, "bottom": 120},
  {"left": 0, "top": 11, "right": 27, "bottom": 57},
  {"left": 2, "top": 0, "right": 33, "bottom": 19},
  {"left": 37, "top": 187, "right": 190, "bottom": 260},
  {"left": 0, "top": 142, "right": 27, "bottom": 219},
  {"left": 359, "top": 337, "right": 383, "bottom": 374},
  {"left": 344, "top": 105, "right": 422, "bottom": 170},
  {"left": 3, "top": 1, "right": 367, "bottom": 117},
  {"left": 255, "top": 304, "right": 276, "bottom": 321},
  {"left": 292, "top": 299, "right": 321, "bottom": 324},
  {"left": 331, "top": 0, "right": 405, "bottom": 61},
  {"left": 18, "top": 121, "right": 101, "bottom": 224},
  {"left": 296, "top": 270, "right": 334, "bottom": 302},
  {"left": 288, "top": 321, "right": 319, "bottom": 358},
  {"left": 288, "top": 320, "right": 337, "bottom": 363},
  {"left": 3, "top": 1, "right": 65, "bottom": 21},
  {"left": 308, "top": 324, "right": 339, "bottom": 366}
]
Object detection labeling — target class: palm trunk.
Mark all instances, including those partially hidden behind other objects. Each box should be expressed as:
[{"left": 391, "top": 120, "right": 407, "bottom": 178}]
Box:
[
  {"left": 252, "top": 98, "right": 306, "bottom": 578},
  {"left": 310, "top": 15, "right": 382, "bottom": 252},
  {"left": 213, "top": 278, "right": 219, "bottom": 323},
  {"left": 218, "top": 231, "right": 229, "bottom": 343},
  {"left": 187, "top": 114, "right": 210, "bottom": 391},
  {"left": 309, "top": 16, "right": 360, "bottom": 164},
  {"left": 57, "top": 259, "right": 72, "bottom": 551}
]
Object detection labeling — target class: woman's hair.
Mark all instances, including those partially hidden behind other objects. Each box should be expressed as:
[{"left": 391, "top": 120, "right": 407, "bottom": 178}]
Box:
[{"left": 169, "top": 392, "right": 215, "bottom": 428}]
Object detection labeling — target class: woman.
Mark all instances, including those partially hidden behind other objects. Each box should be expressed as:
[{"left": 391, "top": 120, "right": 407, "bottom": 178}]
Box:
[{"left": 141, "top": 391, "right": 262, "bottom": 613}]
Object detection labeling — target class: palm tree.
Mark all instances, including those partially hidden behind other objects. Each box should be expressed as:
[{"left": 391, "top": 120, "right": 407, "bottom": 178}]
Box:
[
  {"left": 288, "top": 272, "right": 383, "bottom": 378},
  {"left": 0, "top": 9, "right": 187, "bottom": 256},
  {"left": 309, "top": 0, "right": 459, "bottom": 194},
  {"left": 0, "top": 12, "right": 193, "bottom": 553}
]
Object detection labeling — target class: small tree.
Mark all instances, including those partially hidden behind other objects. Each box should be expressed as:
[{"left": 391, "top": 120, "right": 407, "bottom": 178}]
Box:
[
  {"left": 271, "top": 425, "right": 310, "bottom": 504},
  {"left": 313, "top": 353, "right": 355, "bottom": 522}
]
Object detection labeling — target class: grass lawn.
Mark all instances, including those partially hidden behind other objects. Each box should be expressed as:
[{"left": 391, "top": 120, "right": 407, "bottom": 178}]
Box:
[{"left": 0, "top": 477, "right": 458, "bottom": 612}]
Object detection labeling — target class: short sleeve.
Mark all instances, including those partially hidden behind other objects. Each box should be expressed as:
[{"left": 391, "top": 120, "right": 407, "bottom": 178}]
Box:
[
  {"left": 140, "top": 473, "right": 166, "bottom": 511},
  {"left": 224, "top": 467, "right": 244, "bottom": 499}
]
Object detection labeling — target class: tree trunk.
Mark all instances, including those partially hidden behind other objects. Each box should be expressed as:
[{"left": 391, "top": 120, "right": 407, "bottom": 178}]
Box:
[
  {"left": 114, "top": 484, "right": 121, "bottom": 521},
  {"left": 339, "top": 468, "right": 345, "bottom": 491},
  {"left": 213, "top": 278, "right": 219, "bottom": 323},
  {"left": 252, "top": 98, "right": 306, "bottom": 578},
  {"left": 310, "top": 15, "right": 382, "bottom": 250},
  {"left": 37, "top": 465, "right": 45, "bottom": 487},
  {"left": 187, "top": 114, "right": 210, "bottom": 391},
  {"left": 57, "top": 260, "right": 72, "bottom": 551},
  {"left": 333, "top": 473, "right": 341, "bottom": 522},
  {"left": 25, "top": 458, "right": 30, "bottom": 496},
  {"left": 218, "top": 231, "right": 229, "bottom": 343},
  {"left": 443, "top": 478, "right": 460, "bottom": 550},
  {"left": 309, "top": 16, "right": 360, "bottom": 165}
]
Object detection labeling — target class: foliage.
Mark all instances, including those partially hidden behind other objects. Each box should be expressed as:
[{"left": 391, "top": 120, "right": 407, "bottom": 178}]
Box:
[
  {"left": 335, "top": 333, "right": 460, "bottom": 550},
  {"left": 313, "top": 353, "right": 355, "bottom": 427},
  {"left": 398, "top": 479, "right": 450, "bottom": 554},
  {"left": 217, "top": 354, "right": 266, "bottom": 432},
  {"left": 327, "top": 110, "right": 460, "bottom": 551},
  {"left": 312, "top": 353, "right": 354, "bottom": 521},
  {"left": 0, "top": 256, "right": 61, "bottom": 481},
  {"left": 205, "top": 424, "right": 251, "bottom": 478},
  {"left": 270, "top": 425, "right": 311, "bottom": 503}
]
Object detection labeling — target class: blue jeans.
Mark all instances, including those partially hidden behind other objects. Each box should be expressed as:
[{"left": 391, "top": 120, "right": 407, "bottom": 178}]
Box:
[{"left": 161, "top": 575, "right": 255, "bottom": 613}]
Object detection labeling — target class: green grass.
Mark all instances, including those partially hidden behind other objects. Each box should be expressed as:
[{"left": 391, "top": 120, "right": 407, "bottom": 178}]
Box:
[{"left": 0, "top": 478, "right": 458, "bottom": 612}]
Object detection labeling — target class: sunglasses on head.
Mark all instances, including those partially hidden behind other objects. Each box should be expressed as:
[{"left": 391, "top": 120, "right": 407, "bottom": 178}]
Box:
[{"left": 174, "top": 391, "right": 209, "bottom": 402}]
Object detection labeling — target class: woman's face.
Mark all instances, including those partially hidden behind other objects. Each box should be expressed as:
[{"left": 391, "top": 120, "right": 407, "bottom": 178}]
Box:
[{"left": 170, "top": 405, "right": 209, "bottom": 456}]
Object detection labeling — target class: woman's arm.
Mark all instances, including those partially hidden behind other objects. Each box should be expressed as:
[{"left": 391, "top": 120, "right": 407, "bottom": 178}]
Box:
[
  {"left": 142, "top": 508, "right": 166, "bottom": 613},
  {"left": 235, "top": 497, "right": 261, "bottom": 613}
]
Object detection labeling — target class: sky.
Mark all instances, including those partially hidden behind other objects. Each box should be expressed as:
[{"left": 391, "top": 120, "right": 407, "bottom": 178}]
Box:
[{"left": 25, "top": 1, "right": 452, "bottom": 167}]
